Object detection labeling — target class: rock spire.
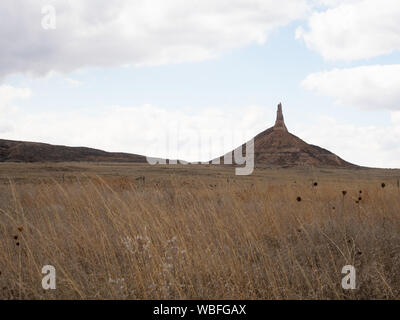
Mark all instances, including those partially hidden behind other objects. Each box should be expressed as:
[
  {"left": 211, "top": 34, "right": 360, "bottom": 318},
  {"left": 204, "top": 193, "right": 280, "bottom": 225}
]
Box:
[{"left": 273, "top": 103, "right": 288, "bottom": 132}]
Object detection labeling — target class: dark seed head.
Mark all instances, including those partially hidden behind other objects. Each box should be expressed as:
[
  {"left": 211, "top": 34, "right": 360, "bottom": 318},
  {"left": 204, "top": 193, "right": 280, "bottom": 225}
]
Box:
[
  {"left": 381, "top": 183, "right": 386, "bottom": 188},
  {"left": 17, "top": 227, "right": 23, "bottom": 232},
  {"left": 13, "top": 236, "right": 18, "bottom": 240},
  {"left": 313, "top": 182, "right": 318, "bottom": 187},
  {"left": 355, "top": 200, "right": 359, "bottom": 204},
  {"left": 342, "top": 190, "right": 347, "bottom": 196},
  {"left": 358, "top": 197, "right": 362, "bottom": 201},
  {"left": 296, "top": 196, "right": 302, "bottom": 202},
  {"left": 16, "top": 242, "right": 20, "bottom": 246},
  {"left": 359, "top": 190, "right": 362, "bottom": 194},
  {"left": 332, "top": 206, "right": 336, "bottom": 210}
]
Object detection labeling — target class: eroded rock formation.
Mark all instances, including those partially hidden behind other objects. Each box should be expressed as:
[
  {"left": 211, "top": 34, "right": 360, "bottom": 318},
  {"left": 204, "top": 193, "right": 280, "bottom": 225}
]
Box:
[{"left": 216, "top": 103, "right": 356, "bottom": 168}]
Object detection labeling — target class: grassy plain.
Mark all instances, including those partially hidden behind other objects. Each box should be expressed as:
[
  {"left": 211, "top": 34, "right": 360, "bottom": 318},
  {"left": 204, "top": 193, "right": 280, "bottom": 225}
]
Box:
[{"left": 0, "top": 162, "right": 399, "bottom": 299}]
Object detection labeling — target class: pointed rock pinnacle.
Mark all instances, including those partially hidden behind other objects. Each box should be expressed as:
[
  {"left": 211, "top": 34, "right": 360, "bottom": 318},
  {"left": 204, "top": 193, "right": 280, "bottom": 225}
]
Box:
[{"left": 274, "top": 102, "right": 288, "bottom": 132}]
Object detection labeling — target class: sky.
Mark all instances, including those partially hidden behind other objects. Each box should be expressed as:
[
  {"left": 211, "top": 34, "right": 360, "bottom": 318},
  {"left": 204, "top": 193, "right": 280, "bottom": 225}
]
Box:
[{"left": 1, "top": 0, "right": 400, "bottom": 167}]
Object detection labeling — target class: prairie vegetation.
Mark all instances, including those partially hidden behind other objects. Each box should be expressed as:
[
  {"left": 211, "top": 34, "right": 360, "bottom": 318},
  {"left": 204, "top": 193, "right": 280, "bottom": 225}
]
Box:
[{"left": 0, "top": 162, "right": 399, "bottom": 299}]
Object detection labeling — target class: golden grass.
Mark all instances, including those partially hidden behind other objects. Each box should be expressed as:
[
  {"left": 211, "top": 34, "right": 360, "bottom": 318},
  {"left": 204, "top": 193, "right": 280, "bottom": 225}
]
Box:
[{"left": 0, "top": 163, "right": 399, "bottom": 299}]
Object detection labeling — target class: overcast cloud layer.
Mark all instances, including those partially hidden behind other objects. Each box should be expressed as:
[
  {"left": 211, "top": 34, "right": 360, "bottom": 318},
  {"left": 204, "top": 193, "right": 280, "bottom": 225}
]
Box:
[
  {"left": 0, "top": 0, "right": 308, "bottom": 78},
  {"left": 3, "top": 0, "right": 399, "bottom": 76}
]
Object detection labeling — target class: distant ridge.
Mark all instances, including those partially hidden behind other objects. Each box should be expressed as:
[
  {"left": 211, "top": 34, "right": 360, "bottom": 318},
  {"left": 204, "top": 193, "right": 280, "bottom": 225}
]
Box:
[
  {"left": 0, "top": 139, "right": 148, "bottom": 163},
  {"left": 216, "top": 103, "right": 357, "bottom": 168}
]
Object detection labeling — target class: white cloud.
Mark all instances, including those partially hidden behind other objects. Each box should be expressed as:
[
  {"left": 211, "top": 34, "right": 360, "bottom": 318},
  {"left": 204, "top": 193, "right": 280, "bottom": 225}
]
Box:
[
  {"left": 64, "top": 78, "right": 84, "bottom": 87},
  {"left": 0, "top": 85, "right": 31, "bottom": 108},
  {"left": 311, "top": 0, "right": 362, "bottom": 7},
  {"left": 0, "top": 85, "right": 31, "bottom": 133},
  {"left": 301, "top": 65, "right": 400, "bottom": 110},
  {"left": 0, "top": 0, "right": 308, "bottom": 78},
  {"left": 297, "top": 0, "right": 400, "bottom": 61}
]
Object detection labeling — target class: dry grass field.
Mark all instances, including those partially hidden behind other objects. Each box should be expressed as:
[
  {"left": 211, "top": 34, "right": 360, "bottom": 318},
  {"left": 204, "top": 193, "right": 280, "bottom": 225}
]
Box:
[{"left": 0, "top": 162, "right": 400, "bottom": 299}]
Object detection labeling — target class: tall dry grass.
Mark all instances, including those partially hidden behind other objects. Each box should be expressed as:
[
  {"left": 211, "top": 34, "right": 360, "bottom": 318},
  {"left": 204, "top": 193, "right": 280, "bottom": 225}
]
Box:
[{"left": 0, "top": 173, "right": 399, "bottom": 299}]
